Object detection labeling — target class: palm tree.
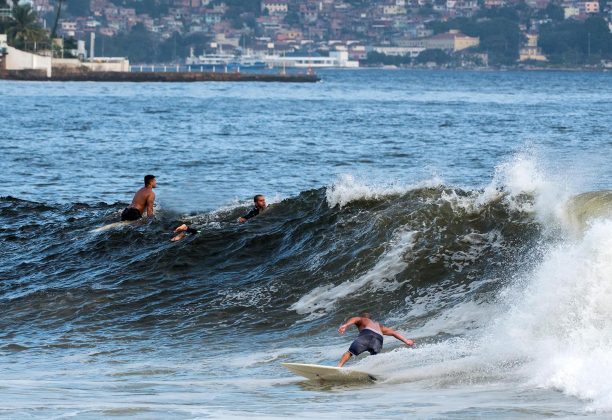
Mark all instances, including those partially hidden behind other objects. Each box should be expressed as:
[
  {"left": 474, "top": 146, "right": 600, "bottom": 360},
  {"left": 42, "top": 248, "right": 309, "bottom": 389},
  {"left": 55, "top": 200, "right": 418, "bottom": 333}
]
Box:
[
  {"left": 50, "top": 0, "right": 63, "bottom": 39},
  {"left": 7, "top": 3, "right": 48, "bottom": 51}
]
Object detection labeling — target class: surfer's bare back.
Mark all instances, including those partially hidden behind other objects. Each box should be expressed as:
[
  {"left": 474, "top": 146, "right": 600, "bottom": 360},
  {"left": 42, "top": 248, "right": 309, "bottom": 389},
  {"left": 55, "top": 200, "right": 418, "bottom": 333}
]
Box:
[
  {"left": 121, "top": 175, "right": 157, "bottom": 221},
  {"left": 337, "top": 311, "right": 414, "bottom": 367}
]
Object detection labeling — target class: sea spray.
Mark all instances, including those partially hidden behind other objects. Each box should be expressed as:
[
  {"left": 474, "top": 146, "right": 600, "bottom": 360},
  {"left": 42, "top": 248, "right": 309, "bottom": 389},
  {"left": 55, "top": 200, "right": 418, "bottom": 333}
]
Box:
[
  {"left": 500, "top": 219, "right": 612, "bottom": 411},
  {"left": 325, "top": 173, "right": 444, "bottom": 209}
]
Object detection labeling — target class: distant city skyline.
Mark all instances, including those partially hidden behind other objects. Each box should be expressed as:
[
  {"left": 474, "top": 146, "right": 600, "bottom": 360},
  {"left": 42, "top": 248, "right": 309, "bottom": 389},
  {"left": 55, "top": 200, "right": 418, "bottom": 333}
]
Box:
[{"left": 1, "top": 0, "right": 611, "bottom": 67}]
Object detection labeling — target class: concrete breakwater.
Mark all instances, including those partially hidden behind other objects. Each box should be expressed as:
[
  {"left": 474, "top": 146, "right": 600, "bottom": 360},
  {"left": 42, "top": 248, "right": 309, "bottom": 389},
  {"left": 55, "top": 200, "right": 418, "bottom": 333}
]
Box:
[{"left": 0, "top": 69, "right": 320, "bottom": 83}]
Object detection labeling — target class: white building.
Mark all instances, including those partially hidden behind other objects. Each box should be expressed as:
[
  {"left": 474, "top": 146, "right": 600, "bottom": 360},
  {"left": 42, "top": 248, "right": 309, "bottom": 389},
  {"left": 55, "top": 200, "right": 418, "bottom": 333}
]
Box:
[
  {"left": 0, "top": 36, "right": 129, "bottom": 77},
  {"left": 261, "top": 0, "right": 288, "bottom": 15},
  {"left": 519, "top": 33, "right": 547, "bottom": 62},
  {"left": 373, "top": 46, "right": 425, "bottom": 58},
  {"left": 265, "top": 51, "right": 359, "bottom": 68},
  {"left": 564, "top": 6, "right": 580, "bottom": 18},
  {"left": 579, "top": 1, "right": 599, "bottom": 13}
]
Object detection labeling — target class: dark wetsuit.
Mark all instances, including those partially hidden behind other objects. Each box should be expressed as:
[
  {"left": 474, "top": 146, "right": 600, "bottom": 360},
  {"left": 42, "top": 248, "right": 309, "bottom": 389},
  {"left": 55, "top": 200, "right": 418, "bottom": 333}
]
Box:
[
  {"left": 348, "top": 329, "right": 384, "bottom": 356},
  {"left": 242, "top": 207, "right": 261, "bottom": 220},
  {"left": 121, "top": 207, "right": 142, "bottom": 221}
]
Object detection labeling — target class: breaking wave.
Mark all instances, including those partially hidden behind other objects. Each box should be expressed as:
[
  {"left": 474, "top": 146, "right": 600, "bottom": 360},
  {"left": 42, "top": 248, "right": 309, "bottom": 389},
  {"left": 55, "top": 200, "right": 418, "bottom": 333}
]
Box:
[{"left": 1, "top": 154, "right": 610, "bottom": 410}]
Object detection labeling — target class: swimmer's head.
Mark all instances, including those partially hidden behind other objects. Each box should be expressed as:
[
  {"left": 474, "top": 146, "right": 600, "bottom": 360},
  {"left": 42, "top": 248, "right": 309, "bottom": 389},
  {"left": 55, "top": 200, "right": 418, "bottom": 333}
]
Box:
[
  {"left": 359, "top": 311, "right": 371, "bottom": 319},
  {"left": 144, "top": 175, "right": 157, "bottom": 188},
  {"left": 254, "top": 194, "right": 266, "bottom": 209}
]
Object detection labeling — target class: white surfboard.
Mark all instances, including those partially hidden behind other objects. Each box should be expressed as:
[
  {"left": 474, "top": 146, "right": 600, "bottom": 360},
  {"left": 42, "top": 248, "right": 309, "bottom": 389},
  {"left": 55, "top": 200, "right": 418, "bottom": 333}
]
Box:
[
  {"left": 90, "top": 221, "right": 132, "bottom": 233},
  {"left": 282, "top": 363, "right": 376, "bottom": 382}
]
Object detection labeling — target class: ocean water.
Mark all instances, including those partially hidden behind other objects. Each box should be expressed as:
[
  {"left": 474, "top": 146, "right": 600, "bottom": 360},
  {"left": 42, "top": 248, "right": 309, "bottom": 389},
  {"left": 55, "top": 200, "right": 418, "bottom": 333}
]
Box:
[{"left": 0, "top": 69, "right": 611, "bottom": 418}]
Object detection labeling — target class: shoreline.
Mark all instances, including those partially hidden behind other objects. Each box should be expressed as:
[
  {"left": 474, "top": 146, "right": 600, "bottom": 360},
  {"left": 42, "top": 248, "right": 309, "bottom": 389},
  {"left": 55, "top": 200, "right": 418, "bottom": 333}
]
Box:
[
  {"left": 356, "top": 65, "right": 611, "bottom": 72},
  {"left": 0, "top": 69, "right": 320, "bottom": 82}
]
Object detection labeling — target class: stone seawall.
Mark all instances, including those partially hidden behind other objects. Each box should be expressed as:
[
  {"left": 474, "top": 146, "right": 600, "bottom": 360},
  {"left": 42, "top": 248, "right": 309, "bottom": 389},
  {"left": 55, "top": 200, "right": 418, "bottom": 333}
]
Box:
[{"left": 0, "top": 69, "right": 320, "bottom": 83}]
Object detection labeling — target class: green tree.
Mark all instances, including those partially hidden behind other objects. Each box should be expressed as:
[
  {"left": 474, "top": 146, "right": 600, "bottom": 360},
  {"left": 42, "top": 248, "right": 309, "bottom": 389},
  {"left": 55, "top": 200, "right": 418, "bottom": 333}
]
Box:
[
  {"left": 415, "top": 48, "right": 450, "bottom": 64},
  {"left": 97, "top": 23, "right": 157, "bottom": 63},
  {"left": 476, "top": 6, "right": 519, "bottom": 21},
  {"left": 428, "top": 17, "right": 522, "bottom": 65},
  {"left": 475, "top": 18, "right": 523, "bottom": 65},
  {"left": 364, "top": 51, "right": 412, "bottom": 66},
  {"left": 66, "top": 0, "right": 91, "bottom": 17},
  {"left": 284, "top": 9, "right": 300, "bottom": 26},
  {"left": 538, "top": 3, "right": 564, "bottom": 21},
  {"left": 109, "top": 0, "right": 169, "bottom": 18},
  {"left": 50, "top": 0, "right": 64, "bottom": 39},
  {"left": 539, "top": 17, "right": 612, "bottom": 64},
  {"left": 215, "top": 0, "right": 261, "bottom": 16},
  {"left": 7, "top": 4, "right": 49, "bottom": 50}
]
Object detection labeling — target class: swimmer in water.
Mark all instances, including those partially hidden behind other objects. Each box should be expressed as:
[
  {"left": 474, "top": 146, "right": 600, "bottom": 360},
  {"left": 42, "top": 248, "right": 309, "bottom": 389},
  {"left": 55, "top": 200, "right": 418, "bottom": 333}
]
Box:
[{"left": 171, "top": 194, "right": 268, "bottom": 241}]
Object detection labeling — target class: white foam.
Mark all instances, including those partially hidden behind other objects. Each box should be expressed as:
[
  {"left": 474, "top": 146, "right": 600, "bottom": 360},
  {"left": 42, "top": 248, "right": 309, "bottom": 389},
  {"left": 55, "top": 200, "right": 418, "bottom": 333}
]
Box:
[
  {"left": 299, "top": 153, "right": 611, "bottom": 411},
  {"left": 484, "top": 152, "right": 575, "bottom": 225},
  {"left": 426, "top": 152, "right": 576, "bottom": 224},
  {"left": 325, "top": 174, "right": 443, "bottom": 209},
  {"left": 494, "top": 219, "right": 612, "bottom": 411},
  {"left": 319, "top": 153, "right": 612, "bottom": 412},
  {"left": 226, "top": 347, "right": 303, "bottom": 368},
  {"left": 371, "top": 219, "right": 612, "bottom": 410},
  {"left": 290, "top": 229, "right": 416, "bottom": 317}
]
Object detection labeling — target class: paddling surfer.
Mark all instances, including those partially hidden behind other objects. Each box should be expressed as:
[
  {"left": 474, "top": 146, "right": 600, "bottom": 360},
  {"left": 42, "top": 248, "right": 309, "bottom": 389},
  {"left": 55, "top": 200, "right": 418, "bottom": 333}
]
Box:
[
  {"left": 171, "top": 194, "right": 268, "bottom": 241},
  {"left": 238, "top": 194, "right": 267, "bottom": 223},
  {"left": 121, "top": 175, "right": 157, "bottom": 221},
  {"left": 337, "top": 311, "right": 414, "bottom": 367}
]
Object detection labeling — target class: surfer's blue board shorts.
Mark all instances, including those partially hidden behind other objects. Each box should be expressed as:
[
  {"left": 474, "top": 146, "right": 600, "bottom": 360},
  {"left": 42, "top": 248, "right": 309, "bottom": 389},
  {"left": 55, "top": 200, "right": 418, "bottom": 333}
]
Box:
[{"left": 348, "top": 329, "right": 383, "bottom": 356}]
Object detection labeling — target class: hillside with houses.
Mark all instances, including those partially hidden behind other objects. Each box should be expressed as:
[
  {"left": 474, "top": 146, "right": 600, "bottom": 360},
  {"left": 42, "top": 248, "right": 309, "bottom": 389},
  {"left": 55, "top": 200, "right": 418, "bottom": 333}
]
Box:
[{"left": 1, "top": 0, "right": 611, "bottom": 68}]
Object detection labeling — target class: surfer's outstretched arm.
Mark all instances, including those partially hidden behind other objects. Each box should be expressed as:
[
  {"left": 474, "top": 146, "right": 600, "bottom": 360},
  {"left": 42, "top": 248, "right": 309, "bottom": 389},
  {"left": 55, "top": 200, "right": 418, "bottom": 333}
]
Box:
[
  {"left": 381, "top": 326, "right": 414, "bottom": 347},
  {"left": 171, "top": 224, "right": 199, "bottom": 241},
  {"left": 338, "top": 317, "right": 362, "bottom": 334}
]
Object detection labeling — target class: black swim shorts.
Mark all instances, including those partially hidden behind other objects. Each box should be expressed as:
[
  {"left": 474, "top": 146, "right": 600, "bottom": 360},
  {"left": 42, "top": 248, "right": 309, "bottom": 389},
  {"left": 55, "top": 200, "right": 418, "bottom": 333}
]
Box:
[
  {"left": 348, "top": 329, "right": 383, "bottom": 356},
  {"left": 121, "top": 207, "right": 142, "bottom": 221}
]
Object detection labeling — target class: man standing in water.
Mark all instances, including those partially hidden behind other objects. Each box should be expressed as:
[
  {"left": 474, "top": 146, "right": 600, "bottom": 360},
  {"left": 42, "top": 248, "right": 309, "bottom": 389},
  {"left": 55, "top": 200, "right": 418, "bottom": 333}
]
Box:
[
  {"left": 121, "top": 175, "right": 157, "bottom": 221},
  {"left": 337, "top": 311, "right": 414, "bottom": 367}
]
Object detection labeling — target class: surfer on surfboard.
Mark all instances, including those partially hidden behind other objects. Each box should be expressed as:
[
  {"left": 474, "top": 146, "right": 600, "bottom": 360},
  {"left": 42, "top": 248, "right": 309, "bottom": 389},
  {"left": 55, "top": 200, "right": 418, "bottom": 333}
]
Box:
[
  {"left": 121, "top": 175, "right": 157, "bottom": 221},
  {"left": 337, "top": 311, "right": 414, "bottom": 367}
]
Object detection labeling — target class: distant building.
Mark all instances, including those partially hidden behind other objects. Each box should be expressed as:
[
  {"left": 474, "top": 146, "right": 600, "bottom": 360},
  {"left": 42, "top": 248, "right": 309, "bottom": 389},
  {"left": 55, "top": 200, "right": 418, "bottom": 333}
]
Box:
[
  {"left": 0, "top": 6, "right": 12, "bottom": 20},
  {"left": 204, "top": 11, "right": 222, "bottom": 24},
  {"left": 579, "top": 1, "right": 599, "bottom": 13},
  {"left": 61, "top": 21, "right": 77, "bottom": 37},
  {"left": 0, "top": 33, "right": 7, "bottom": 52},
  {"left": 484, "top": 0, "right": 506, "bottom": 8},
  {"left": 400, "top": 30, "right": 479, "bottom": 51},
  {"left": 383, "top": 4, "right": 407, "bottom": 14},
  {"left": 276, "top": 29, "right": 304, "bottom": 42},
  {"left": 564, "top": 6, "right": 580, "bottom": 18},
  {"left": 525, "top": 0, "right": 550, "bottom": 9},
  {"left": 417, "top": 28, "right": 434, "bottom": 38},
  {"left": 519, "top": 33, "right": 547, "bottom": 62},
  {"left": 261, "top": 0, "right": 289, "bottom": 15},
  {"left": 99, "top": 27, "right": 116, "bottom": 36},
  {"left": 425, "top": 30, "right": 479, "bottom": 51},
  {"left": 373, "top": 45, "right": 425, "bottom": 57}
]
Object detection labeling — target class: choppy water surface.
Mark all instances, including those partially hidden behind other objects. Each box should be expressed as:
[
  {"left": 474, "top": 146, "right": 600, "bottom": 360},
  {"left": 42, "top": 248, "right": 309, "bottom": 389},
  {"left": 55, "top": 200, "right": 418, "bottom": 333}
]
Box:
[{"left": 1, "top": 70, "right": 611, "bottom": 418}]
